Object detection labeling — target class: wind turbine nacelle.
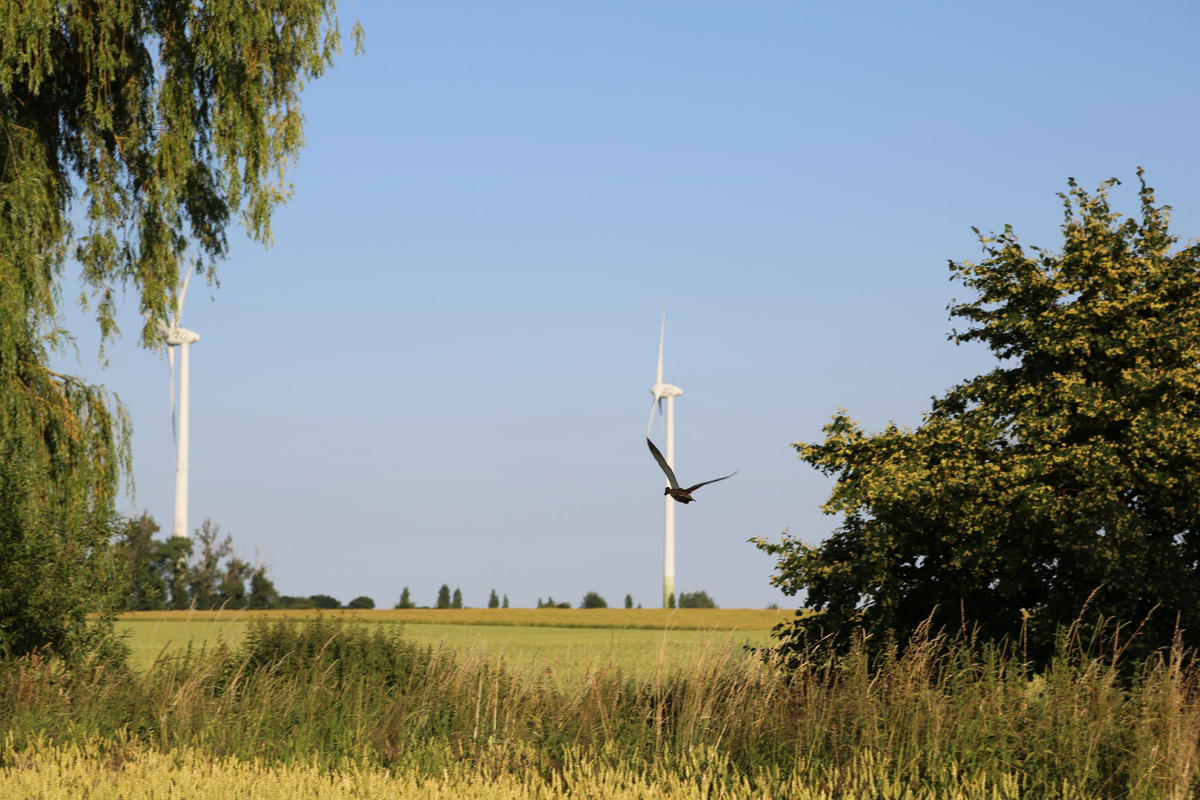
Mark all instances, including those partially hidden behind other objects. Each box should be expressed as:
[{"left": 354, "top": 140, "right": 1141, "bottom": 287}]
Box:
[
  {"left": 165, "top": 327, "right": 201, "bottom": 345},
  {"left": 650, "top": 382, "right": 682, "bottom": 399}
]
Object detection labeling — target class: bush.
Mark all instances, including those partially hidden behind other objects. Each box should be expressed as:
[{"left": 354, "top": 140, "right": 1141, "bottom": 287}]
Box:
[
  {"left": 347, "top": 596, "right": 375, "bottom": 610},
  {"left": 581, "top": 591, "right": 607, "bottom": 609}
]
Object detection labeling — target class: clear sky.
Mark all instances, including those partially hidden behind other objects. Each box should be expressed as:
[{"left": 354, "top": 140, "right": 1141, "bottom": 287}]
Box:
[{"left": 52, "top": 1, "right": 1200, "bottom": 609}]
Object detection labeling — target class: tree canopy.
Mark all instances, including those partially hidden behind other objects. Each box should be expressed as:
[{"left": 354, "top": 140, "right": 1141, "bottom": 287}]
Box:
[
  {"left": 755, "top": 172, "right": 1200, "bottom": 664},
  {"left": 0, "top": 0, "right": 356, "bottom": 657}
]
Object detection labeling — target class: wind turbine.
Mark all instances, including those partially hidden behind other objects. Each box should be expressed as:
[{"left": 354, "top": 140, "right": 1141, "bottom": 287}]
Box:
[
  {"left": 647, "top": 310, "right": 682, "bottom": 608},
  {"left": 149, "top": 268, "right": 201, "bottom": 539}
]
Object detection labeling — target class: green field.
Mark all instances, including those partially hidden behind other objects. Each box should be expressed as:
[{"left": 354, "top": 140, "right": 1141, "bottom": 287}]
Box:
[
  {"left": 6, "top": 608, "right": 1195, "bottom": 798},
  {"left": 115, "top": 608, "right": 784, "bottom": 680}
]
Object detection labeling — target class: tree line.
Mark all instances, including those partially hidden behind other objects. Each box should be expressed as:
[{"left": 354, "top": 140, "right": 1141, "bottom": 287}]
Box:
[{"left": 115, "top": 513, "right": 279, "bottom": 611}]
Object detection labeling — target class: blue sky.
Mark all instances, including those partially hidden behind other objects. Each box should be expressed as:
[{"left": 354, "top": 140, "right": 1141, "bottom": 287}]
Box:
[{"left": 54, "top": 1, "right": 1200, "bottom": 608}]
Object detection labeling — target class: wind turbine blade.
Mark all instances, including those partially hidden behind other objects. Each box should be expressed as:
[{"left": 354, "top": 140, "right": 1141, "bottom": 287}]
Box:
[
  {"left": 168, "top": 345, "right": 177, "bottom": 444},
  {"left": 656, "top": 309, "right": 665, "bottom": 385},
  {"left": 646, "top": 396, "right": 659, "bottom": 438},
  {"left": 176, "top": 266, "right": 194, "bottom": 324}
]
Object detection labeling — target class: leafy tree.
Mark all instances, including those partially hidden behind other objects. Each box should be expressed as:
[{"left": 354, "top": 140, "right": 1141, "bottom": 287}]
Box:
[
  {"left": 347, "top": 596, "right": 375, "bottom": 610},
  {"left": 451, "top": 588, "right": 463, "bottom": 609},
  {"left": 0, "top": 0, "right": 357, "bottom": 657},
  {"left": 115, "top": 512, "right": 168, "bottom": 611},
  {"left": 188, "top": 519, "right": 231, "bottom": 609},
  {"left": 218, "top": 556, "right": 251, "bottom": 608},
  {"left": 309, "top": 594, "right": 340, "bottom": 609},
  {"left": 395, "top": 587, "right": 415, "bottom": 609},
  {"left": 278, "top": 596, "right": 315, "bottom": 610},
  {"left": 153, "top": 536, "right": 193, "bottom": 610},
  {"left": 581, "top": 591, "right": 607, "bottom": 609},
  {"left": 248, "top": 566, "right": 278, "bottom": 610},
  {"left": 488, "top": 589, "right": 500, "bottom": 609},
  {"left": 502, "top": 594, "right": 509, "bottom": 609},
  {"left": 667, "top": 593, "right": 676, "bottom": 609},
  {"left": 624, "top": 594, "right": 633, "bottom": 609},
  {"left": 678, "top": 590, "right": 717, "bottom": 609},
  {"left": 756, "top": 173, "right": 1200, "bottom": 665},
  {"left": 436, "top": 585, "right": 451, "bottom": 609}
]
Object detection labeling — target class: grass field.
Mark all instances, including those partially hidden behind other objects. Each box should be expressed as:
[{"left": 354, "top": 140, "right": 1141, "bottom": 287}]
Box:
[
  {"left": 7, "top": 610, "right": 1196, "bottom": 797},
  {"left": 115, "top": 608, "right": 785, "bottom": 679}
]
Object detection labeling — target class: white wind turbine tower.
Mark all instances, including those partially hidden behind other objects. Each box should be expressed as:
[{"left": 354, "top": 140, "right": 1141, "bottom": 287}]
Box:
[
  {"left": 647, "top": 311, "right": 683, "bottom": 609},
  {"left": 150, "top": 269, "right": 201, "bottom": 539}
]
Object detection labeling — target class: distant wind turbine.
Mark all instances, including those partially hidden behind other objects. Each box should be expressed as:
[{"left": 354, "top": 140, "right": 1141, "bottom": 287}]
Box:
[
  {"left": 148, "top": 268, "right": 201, "bottom": 539},
  {"left": 647, "top": 310, "right": 682, "bottom": 608}
]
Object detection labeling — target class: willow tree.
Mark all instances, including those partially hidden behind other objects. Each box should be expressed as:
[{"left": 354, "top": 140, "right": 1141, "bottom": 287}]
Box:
[
  {"left": 0, "top": 1, "right": 358, "bottom": 657},
  {"left": 756, "top": 172, "right": 1200, "bottom": 665}
]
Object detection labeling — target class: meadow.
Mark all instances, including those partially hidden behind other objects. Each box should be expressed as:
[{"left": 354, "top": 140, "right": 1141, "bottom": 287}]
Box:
[
  {"left": 115, "top": 608, "right": 784, "bottom": 679},
  {"left": 3, "top": 611, "right": 1199, "bottom": 798}
]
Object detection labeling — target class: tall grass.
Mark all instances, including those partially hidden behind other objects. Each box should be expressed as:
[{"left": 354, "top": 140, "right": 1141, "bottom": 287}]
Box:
[{"left": 2, "top": 616, "right": 1198, "bottom": 798}]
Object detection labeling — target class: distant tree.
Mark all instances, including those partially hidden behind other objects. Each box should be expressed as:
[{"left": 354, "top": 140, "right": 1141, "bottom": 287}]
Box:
[
  {"left": 188, "top": 519, "right": 232, "bottom": 609},
  {"left": 488, "top": 589, "right": 500, "bottom": 609},
  {"left": 248, "top": 567, "right": 279, "bottom": 610},
  {"left": 624, "top": 594, "right": 633, "bottom": 609},
  {"left": 153, "top": 536, "right": 193, "bottom": 610},
  {"left": 395, "top": 587, "right": 415, "bottom": 609},
  {"left": 309, "top": 594, "right": 341, "bottom": 610},
  {"left": 678, "top": 590, "right": 717, "bottom": 609},
  {"left": 218, "top": 556, "right": 252, "bottom": 608},
  {"left": 436, "top": 584, "right": 451, "bottom": 609},
  {"left": 279, "top": 596, "right": 315, "bottom": 610},
  {"left": 502, "top": 594, "right": 509, "bottom": 608},
  {"left": 537, "top": 597, "right": 571, "bottom": 609},
  {"left": 452, "top": 587, "right": 463, "bottom": 609},
  {"left": 115, "top": 513, "right": 168, "bottom": 611},
  {"left": 347, "top": 596, "right": 375, "bottom": 610},
  {"left": 581, "top": 591, "right": 608, "bottom": 609},
  {"left": 667, "top": 593, "right": 676, "bottom": 609}
]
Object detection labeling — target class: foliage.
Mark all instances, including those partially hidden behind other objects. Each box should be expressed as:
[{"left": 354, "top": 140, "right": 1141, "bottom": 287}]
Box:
[
  {"left": 115, "top": 513, "right": 168, "bottom": 611},
  {"left": 756, "top": 172, "right": 1200, "bottom": 664},
  {"left": 308, "top": 594, "right": 340, "bottom": 610},
  {"left": 502, "top": 594, "right": 509, "bottom": 609},
  {"left": 248, "top": 567, "right": 278, "bottom": 610},
  {"left": 394, "top": 587, "right": 414, "bottom": 609},
  {"left": 625, "top": 594, "right": 634, "bottom": 609},
  {"left": 347, "top": 596, "right": 375, "bottom": 610},
  {"left": 436, "top": 585, "right": 451, "bottom": 610},
  {"left": 0, "top": 0, "right": 356, "bottom": 658},
  {"left": 581, "top": 591, "right": 608, "bottom": 609},
  {"left": 488, "top": 589, "right": 500, "bottom": 609},
  {"left": 188, "top": 519, "right": 232, "bottom": 609},
  {"left": 451, "top": 588, "right": 463, "bottom": 609},
  {"left": 113, "top": 513, "right": 272, "bottom": 610},
  {"left": 667, "top": 593, "right": 676, "bottom": 609},
  {"left": 537, "top": 597, "right": 572, "bottom": 609},
  {"left": 6, "top": 617, "right": 1200, "bottom": 797},
  {"left": 678, "top": 591, "right": 717, "bottom": 609}
]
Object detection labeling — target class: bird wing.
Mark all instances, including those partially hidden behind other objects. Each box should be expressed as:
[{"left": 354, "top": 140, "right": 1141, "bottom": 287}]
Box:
[
  {"left": 684, "top": 471, "right": 737, "bottom": 493},
  {"left": 646, "top": 438, "right": 680, "bottom": 490}
]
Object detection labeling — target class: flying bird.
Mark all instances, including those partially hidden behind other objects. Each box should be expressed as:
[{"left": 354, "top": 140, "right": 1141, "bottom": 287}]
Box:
[{"left": 646, "top": 438, "right": 736, "bottom": 504}]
